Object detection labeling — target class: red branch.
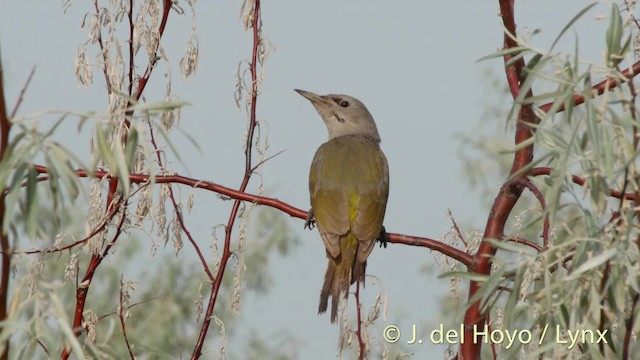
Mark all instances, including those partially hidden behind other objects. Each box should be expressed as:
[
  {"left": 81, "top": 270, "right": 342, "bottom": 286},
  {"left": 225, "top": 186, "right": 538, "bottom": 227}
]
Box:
[
  {"left": 129, "top": 0, "right": 172, "bottom": 107},
  {"left": 461, "top": 2, "right": 640, "bottom": 358},
  {"left": 93, "top": 0, "right": 112, "bottom": 96},
  {"left": 127, "top": 1, "right": 135, "bottom": 98},
  {"left": 10, "top": 66, "right": 36, "bottom": 119},
  {"left": 530, "top": 167, "right": 635, "bottom": 200},
  {"left": 118, "top": 276, "right": 135, "bottom": 360},
  {"left": 146, "top": 121, "right": 214, "bottom": 281},
  {"left": 539, "top": 60, "right": 640, "bottom": 113},
  {"left": 514, "top": 178, "right": 549, "bottom": 246},
  {"left": 26, "top": 165, "right": 473, "bottom": 266},
  {"left": 60, "top": 2, "right": 173, "bottom": 359},
  {"left": 448, "top": 209, "right": 468, "bottom": 247},
  {"left": 191, "top": 1, "right": 262, "bottom": 358},
  {"left": 0, "top": 45, "right": 12, "bottom": 360},
  {"left": 463, "top": 0, "right": 538, "bottom": 357},
  {"left": 355, "top": 283, "right": 365, "bottom": 360}
]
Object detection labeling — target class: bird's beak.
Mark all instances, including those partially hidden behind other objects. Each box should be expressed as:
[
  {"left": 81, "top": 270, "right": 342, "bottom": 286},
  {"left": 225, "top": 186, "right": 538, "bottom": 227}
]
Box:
[{"left": 295, "top": 89, "right": 328, "bottom": 105}]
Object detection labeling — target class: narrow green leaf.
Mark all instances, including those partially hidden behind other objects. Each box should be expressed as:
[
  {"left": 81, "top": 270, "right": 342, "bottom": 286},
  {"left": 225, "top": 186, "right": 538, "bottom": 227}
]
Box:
[
  {"left": 2, "top": 162, "right": 28, "bottom": 234},
  {"left": 605, "top": 3, "right": 623, "bottom": 66},
  {"left": 125, "top": 127, "right": 139, "bottom": 172},
  {"left": 550, "top": 3, "right": 598, "bottom": 51},
  {"left": 25, "top": 167, "right": 39, "bottom": 239},
  {"left": 438, "top": 271, "right": 489, "bottom": 282},
  {"left": 569, "top": 248, "right": 617, "bottom": 278},
  {"left": 95, "top": 125, "right": 116, "bottom": 172}
]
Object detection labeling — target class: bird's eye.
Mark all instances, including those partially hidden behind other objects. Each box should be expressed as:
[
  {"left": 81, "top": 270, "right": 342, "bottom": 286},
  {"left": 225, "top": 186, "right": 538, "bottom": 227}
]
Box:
[{"left": 340, "top": 101, "right": 349, "bottom": 108}]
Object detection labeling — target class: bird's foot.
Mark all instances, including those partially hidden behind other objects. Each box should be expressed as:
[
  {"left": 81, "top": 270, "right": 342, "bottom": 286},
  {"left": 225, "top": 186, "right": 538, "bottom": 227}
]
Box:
[
  {"left": 304, "top": 208, "right": 316, "bottom": 230},
  {"left": 376, "top": 226, "right": 388, "bottom": 248}
]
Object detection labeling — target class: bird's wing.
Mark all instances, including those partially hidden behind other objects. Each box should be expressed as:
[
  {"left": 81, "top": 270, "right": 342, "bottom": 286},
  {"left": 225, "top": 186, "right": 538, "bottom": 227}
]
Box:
[
  {"left": 309, "top": 144, "right": 351, "bottom": 258},
  {"left": 353, "top": 147, "right": 389, "bottom": 263}
]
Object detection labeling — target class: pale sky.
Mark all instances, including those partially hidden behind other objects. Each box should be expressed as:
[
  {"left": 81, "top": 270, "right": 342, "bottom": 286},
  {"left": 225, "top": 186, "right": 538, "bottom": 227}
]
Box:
[{"left": 1, "top": 1, "right": 611, "bottom": 358}]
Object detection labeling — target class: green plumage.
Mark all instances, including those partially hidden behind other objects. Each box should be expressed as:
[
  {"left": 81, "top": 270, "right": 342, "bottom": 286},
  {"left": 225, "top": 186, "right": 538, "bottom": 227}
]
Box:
[{"left": 310, "top": 135, "right": 389, "bottom": 323}]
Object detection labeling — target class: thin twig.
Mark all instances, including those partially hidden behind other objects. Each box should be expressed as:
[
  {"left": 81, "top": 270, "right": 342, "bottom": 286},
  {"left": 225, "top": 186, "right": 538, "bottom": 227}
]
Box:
[
  {"left": 250, "top": 149, "right": 286, "bottom": 173},
  {"left": 93, "top": 0, "right": 112, "bottom": 96},
  {"left": 539, "top": 60, "right": 640, "bottom": 113},
  {"left": 191, "top": 1, "right": 262, "bottom": 358},
  {"left": 146, "top": 119, "right": 214, "bottom": 281},
  {"left": 447, "top": 209, "right": 467, "bottom": 247},
  {"left": 10, "top": 65, "right": 36, "bottom": 119},
  {"left": 61, "top": 3, "right": 174, "bottom": 358},
  {"left": 355, "top": 282, "right": 365, "bottom": 360},
  {"left": 513, "top": 178, "right": 549, "bottom": 247},
  {"left": 118, "top": 276, "right": 135, "bottom": 360},
  {"left": 530, "top": 167, "right": 635, "bottom": 200},
  {"left": 0, "top": 42, "right": 12, "bottom": 360}
]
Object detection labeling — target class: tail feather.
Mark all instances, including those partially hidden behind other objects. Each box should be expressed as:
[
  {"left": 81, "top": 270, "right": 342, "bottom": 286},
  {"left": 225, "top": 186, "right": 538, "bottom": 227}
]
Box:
[
  {"left": 351, "top": 260, "right": 367, "bottom": 286},
  {"left": 318, "top": 260, "right": 335, "bottom": 315},
  {"left": 319, "top": 255, "right": 369, "bottom": 322},
  {"left": 318, "top": 256, "right": 354, "bottom": 323},
  {"left": 318, "top": 259, "right": 349, "bottom": 323}
]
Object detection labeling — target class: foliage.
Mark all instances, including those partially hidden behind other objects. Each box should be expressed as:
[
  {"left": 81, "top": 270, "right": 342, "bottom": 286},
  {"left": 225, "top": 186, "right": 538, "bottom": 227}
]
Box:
[{"left": 450, "top": 2, "right": 640, "bottom": 358}]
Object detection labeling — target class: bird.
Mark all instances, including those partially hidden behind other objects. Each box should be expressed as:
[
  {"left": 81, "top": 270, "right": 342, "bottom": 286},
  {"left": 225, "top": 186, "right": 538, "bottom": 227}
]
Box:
[{"left": 295, "top": 89, "right": 389, "bottom": 323}]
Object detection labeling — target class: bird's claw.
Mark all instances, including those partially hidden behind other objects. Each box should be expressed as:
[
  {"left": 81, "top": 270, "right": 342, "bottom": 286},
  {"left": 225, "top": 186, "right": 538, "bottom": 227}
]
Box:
[
  {"left": 376, "top": 226, "right": 388, "bottom": 248},
  {"left": 304, "top": 208, "right": 316, "bottom": 230}
]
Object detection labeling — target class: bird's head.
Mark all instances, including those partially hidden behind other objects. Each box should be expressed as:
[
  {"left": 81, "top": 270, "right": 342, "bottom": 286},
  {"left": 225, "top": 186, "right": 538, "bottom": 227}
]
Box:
[{"left": 295, "top": 89, "right": 381, "bottom": 142}]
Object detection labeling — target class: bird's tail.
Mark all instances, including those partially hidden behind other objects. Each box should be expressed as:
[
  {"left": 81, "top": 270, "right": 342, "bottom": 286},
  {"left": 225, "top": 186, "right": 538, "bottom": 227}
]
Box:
[{"left": 318, "top": 233, "right": 363, "bottom": 323}]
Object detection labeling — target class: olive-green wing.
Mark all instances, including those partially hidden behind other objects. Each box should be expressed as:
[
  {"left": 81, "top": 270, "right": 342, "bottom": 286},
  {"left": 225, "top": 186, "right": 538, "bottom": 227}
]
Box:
[
  {"left": 352, "top": 146, "right": 389, "bottom": 263},
  {"left": 309, "top": 141, "right": 351, "bottom": 258}
]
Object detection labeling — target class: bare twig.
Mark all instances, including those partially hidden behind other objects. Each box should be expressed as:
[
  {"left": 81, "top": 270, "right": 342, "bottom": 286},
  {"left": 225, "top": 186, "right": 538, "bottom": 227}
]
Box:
[
  {"left": 513, "top": 178, "right": 549, "bottom": 247},
  {"left": 355, "top": 282, "right": 365, "bottom": 360},
  {"left": 146, "top": 119, "right": 214, "bottom": 281},
  {"left": 9, "top": 66, "right": 36, "bottom": 119},
  {"left": 118, "top": 276, "right": 135, "bottom": 360},
  {"left": 61, "top": 2, "right": 174, "bottom": 358},
  {"left": 191, "top": 1, "right": 262, "bottom": 358},
  {"left": 447, "top": 209, "right": 467, "bottom": 247},
  {"left": 539, "top": 60, "right": 640, "bottom": 113},
  {"left": 530, "top": 167, "right": 635, "bottom": 200},
  {"left": 0, "top": 42, "right": 12, "bottom": 360},
  {"left": 93, "top": 0, "right": 112, "bottom": 96}
]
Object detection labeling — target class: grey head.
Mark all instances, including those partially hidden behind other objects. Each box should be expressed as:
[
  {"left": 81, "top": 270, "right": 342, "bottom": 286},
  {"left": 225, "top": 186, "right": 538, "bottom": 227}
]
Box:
[{"left": 295, "top": 89, "right": 381, "bottom": 142}]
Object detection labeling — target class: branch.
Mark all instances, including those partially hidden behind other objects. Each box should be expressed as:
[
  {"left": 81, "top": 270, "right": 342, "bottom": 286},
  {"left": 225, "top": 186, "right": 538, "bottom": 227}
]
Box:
[
  {"left": 29, "top": 165, "right": 471, "bottom": 265},
  {"left": 0, "top": 44, "right": 12, "bottom": 360},
  {"left": 61, "top": 2, "right": 174, "bottom": 358},
  {"left": 146, "top": 118, "right": 214, "bottom": 281},
  {"left": 127, "top": 1, "right": 135, "bottom": 98},
  {"left": 118, "top": 276, "right": 135, "bottom": 360},
  {"left": 448, "top": 209, "right": 468, "bottom": 247},
  {"left": 93, "top": 0, "right": 112, "bottom": 96},
  {"left": 623, "top": 293, "right": 639, "bottom": 359},
  {"left": 61, "top": 200, "right": 127, "bottom": 359},
  {"left": 503, "top": 236, "right": 543, "bottom": 252},
  {"left": 9, "top": 66, "right": 36, "bottom": 119},
  {"left": 355, "top": 283, "right": 365, "bottom": 360},
  {"left": 513, "top": 178, "right": 549, "bottom": 247},
  {"left": 530, "top": 167, "right": 635, "bottom": 200},
  {"left": 463, "top": 1, "right": 539, "bottom": 357},
  {"left": 192, "top": 1, "right": 262, "bottom": 358},
  {"left": 387, "top": 233, "right": 472, "bottom": 266},
  {"left": 128, "top": 0, "right": 172, "bottom": 107},
  {"left": 539, "top": 60, "right": 640, "bottom": 113}
]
